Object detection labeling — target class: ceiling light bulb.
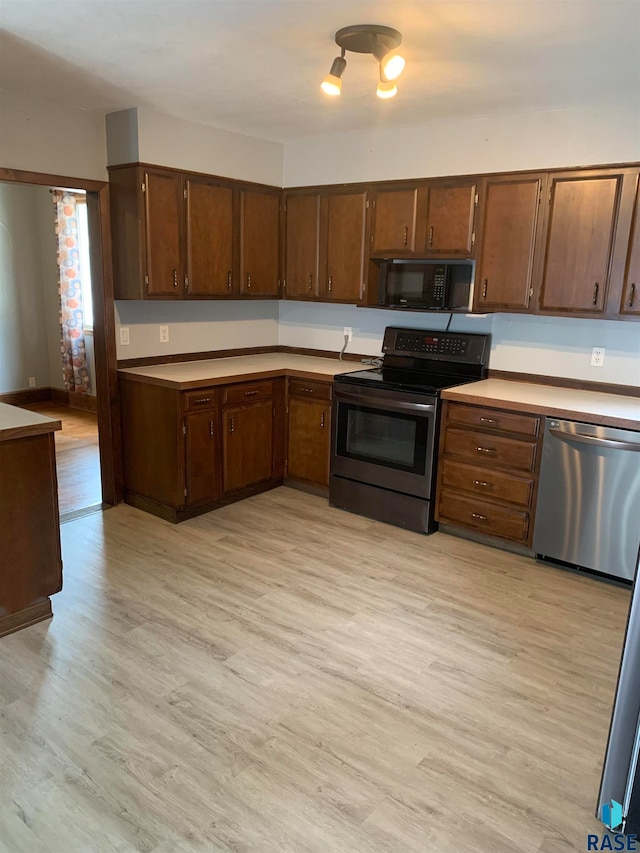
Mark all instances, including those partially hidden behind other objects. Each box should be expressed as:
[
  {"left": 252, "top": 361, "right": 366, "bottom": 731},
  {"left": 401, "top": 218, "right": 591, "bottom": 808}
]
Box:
[
  {"left": 321, "top": 75, "right": 342, "bottom": 96},
  {"left": 376, "top": 79, "right": 397, "bottom": 99},
  {"left": 321, "top": 54, "right": 346, "bottom": 96},
  {"left": 380, "top": 53, "right": 405, "bottom": 81}
]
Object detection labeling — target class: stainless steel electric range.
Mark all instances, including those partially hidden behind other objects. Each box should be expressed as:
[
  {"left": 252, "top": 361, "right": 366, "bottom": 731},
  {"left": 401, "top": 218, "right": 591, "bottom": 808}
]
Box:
[{"left": 330, "top": 326, "right": 490, "bottom": 534}]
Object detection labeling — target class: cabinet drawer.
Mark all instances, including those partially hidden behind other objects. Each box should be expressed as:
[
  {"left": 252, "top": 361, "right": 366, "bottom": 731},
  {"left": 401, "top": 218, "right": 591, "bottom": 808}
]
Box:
[
  {"left": 437, "top": 492, "right": 530, "bottom": 543},
  {"left": 183, "top": 389, "right": 217, "bottom": 412},
  {"left": 222, "top": 381, "right": 274, "bottom": 406},
  {"left": 288, "top": 378, "right": 332, "bottom": 402},
  {"left": 439, "top": 459, "right": 534, "bottom": 509},
  {"left": 445, "top": 403, "right": 540, "bottom": 437},
  {"left": 443, "top": 427, "right": 538, "bottom": 473}
]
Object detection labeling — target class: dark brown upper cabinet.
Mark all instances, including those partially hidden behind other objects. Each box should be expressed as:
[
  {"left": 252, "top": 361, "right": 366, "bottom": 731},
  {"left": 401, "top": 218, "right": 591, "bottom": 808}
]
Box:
[
  {"left": 284, "top": 192, "right": 321, "bottom": 299},
  {"left": 239, "top": 187, "right": 281, "bottom": 297},
  {"left": 184, "top": 176, "right": 234, "bottom": 298},
  {"left": 284, "top": 186, "right": 369, "bottom": 303},
  {"left": 370, "top": 178, "right": 478, "bottom": 259},
  {"left": 109, "top": 164, "right": 281, "bottom": 300},
  {"left": 536, "top": 169, "right": 628, "bottom": 316},
  {"left": 619, "top": 174, "right": 640, "bottom": 317},
  {"left": 473, "top": 174, "right": 547, "bottom": 313},
  {"left": 370, "top": 185, "right": 420, "bottom": 255},
  {"left": 424, "top": 179, "right": 478, "bottom": 256}
]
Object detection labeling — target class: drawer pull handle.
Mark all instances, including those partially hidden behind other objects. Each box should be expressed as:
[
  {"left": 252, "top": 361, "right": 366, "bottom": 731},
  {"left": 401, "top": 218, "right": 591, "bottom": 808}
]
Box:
[
  {"left": 482, "top": 279, "right": 488, "bottom": 300},
  {"left": 473, "top": 480, "right": 492, "bottom": 488},
  {"left": 247, "top": 273, "right": 251, "bottom": 289},
  {"left": 244, "top": 390, "right": 260, "bottom": 397},
  {"left": 229, "top": 416, "right": 235, "bottom": 433},
  {"left": 328, "top": 275, "right": 333, "bottom": 293},
  {"left": 300, "top": 387, "right": 315, "bottom": 394},
  {"left": 428, "top": 226, "right": 434, "bottom": 248},
  {"left": 479, "top": 417, "right": 498, "bottom": 424},
  {"left": 471, "top": 513, "right": 488, "bottom": 521},
  {"left": 630, "top": 282, "right": 637, "bottom": 307},
  {"left": 593, "top": 281, "right": 599, "bottom": 305},
  {"left": 173, "top": 269, "right": 178, "bottom": 288},
  {"left": 227, "top": 271, "right": 232, "bottom": 289},
  {"left": 403, "top": 226, "right": 408, "bottom": 247},
  {"left": 192, "top": 397, "right": 211, "bottom": 405},
  {"left": 209, "top": 419, "right": 214, "bottom": 438},
  {"left": 308, "top": 274, "right": 313, "bottom": 291},
  {"left": 475, "top": 446, "right": 496, "bottom": 454},
  {"left": 320, "top": 411, "right": 325, "bottom": 429}
]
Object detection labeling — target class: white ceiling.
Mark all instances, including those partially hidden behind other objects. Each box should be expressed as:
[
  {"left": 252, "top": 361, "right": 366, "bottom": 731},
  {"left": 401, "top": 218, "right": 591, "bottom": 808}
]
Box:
[{"left": 1, "top": 1, "right": 639, "bottom": 143}]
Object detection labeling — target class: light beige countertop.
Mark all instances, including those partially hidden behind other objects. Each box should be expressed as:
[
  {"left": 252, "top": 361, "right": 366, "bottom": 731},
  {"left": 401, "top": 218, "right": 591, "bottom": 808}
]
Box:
[
  {"left": 119, "top": 353, "right": 363, "bottom": 389},
  {"left": 0, "top": 402, "right": 61, "bottom": 442},
  {"left": 442, "top": 379, "right": 640, "bottom": 430}
]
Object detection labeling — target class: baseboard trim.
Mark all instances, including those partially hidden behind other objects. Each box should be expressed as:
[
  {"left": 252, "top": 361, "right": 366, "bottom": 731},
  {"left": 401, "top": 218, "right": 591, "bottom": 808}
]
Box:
[
  {"left": 0, "top": 599, "right": 53, "bottom": 638},
  {"left": 0, "top": 387, "right": 52, "bottom": 406},
  {"left": 50, "top": 388, "right": 98, "bottom": 412}
]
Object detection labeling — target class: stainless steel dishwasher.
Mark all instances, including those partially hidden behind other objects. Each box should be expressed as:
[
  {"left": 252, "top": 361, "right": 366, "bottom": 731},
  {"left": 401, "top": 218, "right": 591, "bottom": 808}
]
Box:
[{"left": 533, "top": 417, "right": 640, "bottom": 581}]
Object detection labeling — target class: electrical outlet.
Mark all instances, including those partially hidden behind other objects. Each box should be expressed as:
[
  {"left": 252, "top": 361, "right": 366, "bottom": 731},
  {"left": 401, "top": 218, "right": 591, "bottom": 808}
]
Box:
[
  {"left": 343, "top": 327, "right": 352, "bottom": 342},
  {"left": 28, "top": 376, "right": 36, "bottom": 388},
  {"left": 119, "top": 327, "right": 130, "bottom": 346},
  {"left": 591, "top": 346, "right": 605, "bottom": 367},
  {"left": 159, "top": 325, "right": 170, "bottom": 344}
]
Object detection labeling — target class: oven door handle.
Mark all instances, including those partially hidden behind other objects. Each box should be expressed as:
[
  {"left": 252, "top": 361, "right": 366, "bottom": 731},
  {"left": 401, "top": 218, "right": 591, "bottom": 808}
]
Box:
[{"left": 335, "top": 390, "right": 436, "bottom": 414}]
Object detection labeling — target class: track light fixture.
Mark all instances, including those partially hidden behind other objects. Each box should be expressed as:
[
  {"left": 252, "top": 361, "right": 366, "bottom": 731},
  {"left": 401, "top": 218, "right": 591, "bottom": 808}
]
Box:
[{"left": 320, "top": 24, "right": 405, "bottom": 99}]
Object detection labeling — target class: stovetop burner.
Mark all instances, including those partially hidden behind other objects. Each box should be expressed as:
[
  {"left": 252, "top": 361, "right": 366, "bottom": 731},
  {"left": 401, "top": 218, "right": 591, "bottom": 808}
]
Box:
[{"left": 335, "top": 327, "right": 491, "bottom": 395}]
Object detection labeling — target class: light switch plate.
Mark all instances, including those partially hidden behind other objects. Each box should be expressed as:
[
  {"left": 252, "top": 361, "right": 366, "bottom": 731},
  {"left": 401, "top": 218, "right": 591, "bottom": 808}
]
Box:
[{"left": 119, "top": 327, "right": 130, "bottom": 346}]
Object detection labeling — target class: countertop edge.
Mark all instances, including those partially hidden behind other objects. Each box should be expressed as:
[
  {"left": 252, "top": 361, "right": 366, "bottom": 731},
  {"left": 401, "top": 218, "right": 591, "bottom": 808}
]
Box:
[
  {"left": 118, "top": 366, "right": 341, "bottom": 390},
  {"left": 0, "top": 419, "right": 62, "bottom": 442}
]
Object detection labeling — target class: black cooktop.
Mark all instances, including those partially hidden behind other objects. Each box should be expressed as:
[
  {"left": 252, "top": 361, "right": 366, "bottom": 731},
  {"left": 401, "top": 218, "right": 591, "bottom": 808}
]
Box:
[{"left": 334, "top": 367, "right": 477, "bottom": 395}]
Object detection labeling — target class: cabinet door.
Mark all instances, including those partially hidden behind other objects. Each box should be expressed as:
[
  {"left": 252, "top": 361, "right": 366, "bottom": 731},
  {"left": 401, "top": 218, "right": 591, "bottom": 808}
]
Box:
[
  {"left": 424, "top": 180, "right": 477, "bottom": 255},
  {"left": 324, "top": 190, "right": 368, "bottom": 303},
  {"left": 143, "top": 169, "right": 183, "bottom": 298},
  {"left": 287, "top": 398, "right": 330, "bottom": 488},
  {"left": 185, "top": 411, "right": 219, "bottom": 506},
  {"left": 538, "top": 172, "right": 622, "bottom": 314},
  {"left": 285, "top": 193, "right": 320, "bottom": 298},
  {"left": 621, "top": 180, "right": 640, "bottom": 316},
  {"left": 474, "top": 176, "right": 544, "bottom": 311},
  {"left": 371, "top": 187, "right": 419, "bottom": 254},
  {"left": 239, "top": 188, "right": 280, "bottom": 296},
  {"left": 185, "top": 176, "right": 235, "bottom": 297},
  {"left": 223, "top": 400, "right": 273, "bottom": 494}
]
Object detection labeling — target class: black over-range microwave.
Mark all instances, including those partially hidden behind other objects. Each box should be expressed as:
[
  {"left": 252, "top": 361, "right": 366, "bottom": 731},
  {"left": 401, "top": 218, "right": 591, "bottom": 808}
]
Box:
[{"left": 376, "top": 260, "right": 474, "bottom": 311}]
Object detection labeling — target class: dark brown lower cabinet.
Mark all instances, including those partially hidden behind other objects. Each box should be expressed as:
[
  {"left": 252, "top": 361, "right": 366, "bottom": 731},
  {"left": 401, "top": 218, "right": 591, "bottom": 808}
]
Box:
[
  {"left": 0, "top": 425, "right": 63, "bottom": 637},
  {"left": 223, "top": 400, "right": 274, "bottom": 494},
  {"left": 286, "top": 379, "right": 332, "bottom": 490},
  {"left": 120, "top": 376, "right": 284, "bottom": 522}
]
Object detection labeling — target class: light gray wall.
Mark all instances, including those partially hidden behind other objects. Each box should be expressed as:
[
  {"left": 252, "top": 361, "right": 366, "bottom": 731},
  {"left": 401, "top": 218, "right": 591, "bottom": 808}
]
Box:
[
  {"left": 0, "top": 182, "right": 97, "bottom": 395},
  {"left": 0, "top": 183, "right": 51, "bottom": 392}
]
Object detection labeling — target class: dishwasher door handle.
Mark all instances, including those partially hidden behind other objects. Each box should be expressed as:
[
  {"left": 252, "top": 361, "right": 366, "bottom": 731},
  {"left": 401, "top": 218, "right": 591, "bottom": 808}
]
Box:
[{"left": 549, "top": 427, "right": 640, "bottom": 452}]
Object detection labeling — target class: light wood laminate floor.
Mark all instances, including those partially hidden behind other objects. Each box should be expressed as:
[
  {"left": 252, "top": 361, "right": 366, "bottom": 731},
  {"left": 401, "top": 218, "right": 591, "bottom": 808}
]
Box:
[
  {"left": 0, "top": 488, "right": 630, "bottom": 852},
  {"left": 23, "top": 402, "right": 101, "bottom": 516}
]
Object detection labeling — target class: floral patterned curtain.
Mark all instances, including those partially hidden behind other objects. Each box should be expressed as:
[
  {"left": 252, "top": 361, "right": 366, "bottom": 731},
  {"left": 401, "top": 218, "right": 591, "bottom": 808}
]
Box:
[{"left": 52, "top": 190, "right": 90, "bottom": 394}]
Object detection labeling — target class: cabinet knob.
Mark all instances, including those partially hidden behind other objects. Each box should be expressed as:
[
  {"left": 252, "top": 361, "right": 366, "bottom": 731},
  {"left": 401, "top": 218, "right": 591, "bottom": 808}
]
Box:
[
  {"left": 593, "top": 281, "right": 599, "bottom": 306},
  {"left": 227, "top": 271, "right": 232, "bottom": 289},
  {"left": 629, "top": 282, "right": 637, "bottom": 307}
]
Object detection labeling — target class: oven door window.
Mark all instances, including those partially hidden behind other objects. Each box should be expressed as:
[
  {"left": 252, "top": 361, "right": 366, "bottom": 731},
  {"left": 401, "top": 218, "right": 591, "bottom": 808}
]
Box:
[{"left": 336, "top": 403, "right": 429, "bottom": 474}]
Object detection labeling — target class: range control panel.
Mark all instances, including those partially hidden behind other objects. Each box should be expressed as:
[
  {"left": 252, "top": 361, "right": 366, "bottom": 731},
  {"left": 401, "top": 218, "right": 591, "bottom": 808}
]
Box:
[{"left": 382, "top": 327, "right": 490, "bottom": 365}]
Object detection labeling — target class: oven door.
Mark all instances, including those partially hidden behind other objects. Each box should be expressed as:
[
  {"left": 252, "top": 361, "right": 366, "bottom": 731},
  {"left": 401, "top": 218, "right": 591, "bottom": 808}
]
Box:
[{"left": 331, "top": 385, "right": 438, "bottom": 498}]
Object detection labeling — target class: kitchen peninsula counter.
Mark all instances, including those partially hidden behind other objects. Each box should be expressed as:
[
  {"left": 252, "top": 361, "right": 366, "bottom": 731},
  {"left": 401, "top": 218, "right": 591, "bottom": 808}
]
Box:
[
  {"left": 0, "top": 403, "right": 63, "bottom": 637},
  {"left": 442, "top": 379, "right": 640, "bottom": 430}
]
